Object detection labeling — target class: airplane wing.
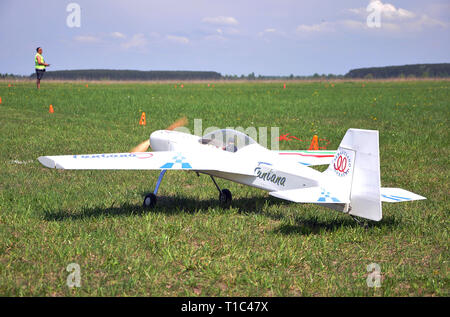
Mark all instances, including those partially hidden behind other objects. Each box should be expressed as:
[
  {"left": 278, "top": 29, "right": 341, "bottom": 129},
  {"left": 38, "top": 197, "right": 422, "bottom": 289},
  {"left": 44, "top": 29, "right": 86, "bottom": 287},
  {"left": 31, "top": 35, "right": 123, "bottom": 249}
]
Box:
[
  {"left": 269, "top": 186, "right": 350, "bottom": 204},
  {"left": 274, "top": 150, "right": 336, "bottom": 166},
  {"left": 38, "top": 151, "right": 255, "bottom": 176}
]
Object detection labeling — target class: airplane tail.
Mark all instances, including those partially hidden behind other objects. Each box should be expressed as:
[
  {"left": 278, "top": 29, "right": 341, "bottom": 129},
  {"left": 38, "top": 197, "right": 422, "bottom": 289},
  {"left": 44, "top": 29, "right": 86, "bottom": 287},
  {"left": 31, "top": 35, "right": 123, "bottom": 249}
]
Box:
[
  {"left": 270, "top": 129, "right": 425, "bottom": 221},
  {"left": 323, "top": 129, "right": 382, "bottom": 221},
  {"left": 321, "top": 128, "right": 426, "bottom": 221}
]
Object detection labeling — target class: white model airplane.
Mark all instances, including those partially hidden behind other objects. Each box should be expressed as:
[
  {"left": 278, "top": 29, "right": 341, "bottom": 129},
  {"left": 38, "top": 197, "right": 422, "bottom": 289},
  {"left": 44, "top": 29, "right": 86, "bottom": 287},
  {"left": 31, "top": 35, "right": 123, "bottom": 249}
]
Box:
[{"left": 38, "top": 125, "right": 426, "bottom": 222}]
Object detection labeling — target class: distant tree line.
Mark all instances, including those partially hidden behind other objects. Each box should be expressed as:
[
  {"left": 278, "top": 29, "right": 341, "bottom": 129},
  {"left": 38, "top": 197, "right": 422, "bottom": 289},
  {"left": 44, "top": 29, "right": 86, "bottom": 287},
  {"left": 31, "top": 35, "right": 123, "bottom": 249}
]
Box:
[
  {"left": 222, "top": 72, "right": 345, "bottom": 80},
  {"left": 28, "top": 69, "right": 222, "bottom": 81},
  {"left": 0, "top": 73, "right": 27, "bottom": 79},
  {"left": 345, "top": 63, "right": 450, "bottom": 79},
  {"left": 3, "top": 63, "right": 450, "bottom": 81}
]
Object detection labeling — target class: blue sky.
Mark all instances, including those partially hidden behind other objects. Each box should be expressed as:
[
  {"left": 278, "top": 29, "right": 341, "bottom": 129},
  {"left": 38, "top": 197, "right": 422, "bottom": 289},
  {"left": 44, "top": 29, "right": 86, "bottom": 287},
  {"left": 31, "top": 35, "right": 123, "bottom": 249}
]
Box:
[{"left": 0, "top": 0, "right": 449, "bottom": 76}]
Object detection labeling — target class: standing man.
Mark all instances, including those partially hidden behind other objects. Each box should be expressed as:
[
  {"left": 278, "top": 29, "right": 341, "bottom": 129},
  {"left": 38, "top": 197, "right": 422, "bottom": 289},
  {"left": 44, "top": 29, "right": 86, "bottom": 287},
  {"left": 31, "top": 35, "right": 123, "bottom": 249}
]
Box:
[{"left": 35, "top": 47, "right": 50, "bottom": 89}]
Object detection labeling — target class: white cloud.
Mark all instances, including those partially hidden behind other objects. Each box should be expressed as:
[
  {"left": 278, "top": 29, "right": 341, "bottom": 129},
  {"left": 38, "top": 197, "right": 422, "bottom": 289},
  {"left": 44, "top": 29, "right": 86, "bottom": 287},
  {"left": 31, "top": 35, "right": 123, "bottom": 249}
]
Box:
[
  {"left": 339, "top": 20, "right": 366, "bottom": 30},
  {"left": 203, "top": 27, "right": 240, "bottom": 42},
  {"left": 366, "top": 0, "right": 416, "bottom": 20},
  {"left": 166, "top": 35, "right": 189, "bottom": 44},
  {"left": 257, "top": 28, "right": 288, "bottom": 41},
  {"left": 202, "top": 16, "right": 239, "bottom": 26},
  {"left": 111, "top": 32, "right": 126, "bottom": 39},
  {"left": 264, "top": 28, "right": 276, "bottom": 33},
  {"left": 225, "top": 27, "right": 240, "bottom": 35},
  {"left": 348, "top": 1, "right": 415, "bottom": 20},
  {"left": 416, "top": 14, "right": 448, "bottom": 28},
  {"left": 258, "top": 28, "right": 276, "bottom": 37},
  {"left": 121, "top": 33, "right": 147, "bottom": 50},
  {"left": 74, "top": 35, "right": 101, "bottom": 43},
  {"left": 295, "top": 1, "right": 448, "bottom": 37},
  {"left": 204, "top": 34, "right": 227, "bottom": 42},
  {"left": 296, "top": 22, "right": 335, "bottom": 34},
  {"left": 348, "top": 0, "right": 447, "bottom": 31}
]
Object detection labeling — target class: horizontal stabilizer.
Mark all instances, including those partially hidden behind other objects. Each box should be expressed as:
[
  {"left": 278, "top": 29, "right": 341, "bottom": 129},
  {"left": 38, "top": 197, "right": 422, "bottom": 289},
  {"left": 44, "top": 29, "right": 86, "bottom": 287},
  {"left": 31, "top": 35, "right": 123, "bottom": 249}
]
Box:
[
  {"left": 270, "top": 186, "right": 426, "bottom": 205},
  {"left": 269, "top": 186, "right": 350, "bottom": 204},
  {"left": 381, "top": 188, "right": 426, "bottom": 202},
  {"left": 274, "top": 150, "right": 336, "bottom": 166}
]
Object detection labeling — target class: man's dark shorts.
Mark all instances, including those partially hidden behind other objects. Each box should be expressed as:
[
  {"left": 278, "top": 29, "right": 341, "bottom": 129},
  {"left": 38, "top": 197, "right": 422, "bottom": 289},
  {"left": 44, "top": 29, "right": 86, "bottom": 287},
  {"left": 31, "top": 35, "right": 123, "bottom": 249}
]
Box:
[{"left": 36, "top": 69, "right": 45, "bottom": 80}]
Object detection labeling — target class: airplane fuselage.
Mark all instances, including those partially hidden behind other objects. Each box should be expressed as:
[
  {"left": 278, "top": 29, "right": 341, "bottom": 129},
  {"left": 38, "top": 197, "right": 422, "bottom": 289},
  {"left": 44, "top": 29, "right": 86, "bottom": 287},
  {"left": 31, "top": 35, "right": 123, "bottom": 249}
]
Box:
[{"left": 150, "top": 130, "right": 322, "bottom": 193}]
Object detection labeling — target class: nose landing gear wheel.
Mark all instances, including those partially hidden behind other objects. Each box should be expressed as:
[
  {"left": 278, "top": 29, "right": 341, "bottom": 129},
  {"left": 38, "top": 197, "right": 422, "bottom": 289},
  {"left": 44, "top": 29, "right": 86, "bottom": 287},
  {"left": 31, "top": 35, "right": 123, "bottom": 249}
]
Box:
[
  {"left": 219, "top": 189, "right": 232, "bottom": 206},
  {"left": 143, "top": 193, "right": 157, "bottom": 208}
]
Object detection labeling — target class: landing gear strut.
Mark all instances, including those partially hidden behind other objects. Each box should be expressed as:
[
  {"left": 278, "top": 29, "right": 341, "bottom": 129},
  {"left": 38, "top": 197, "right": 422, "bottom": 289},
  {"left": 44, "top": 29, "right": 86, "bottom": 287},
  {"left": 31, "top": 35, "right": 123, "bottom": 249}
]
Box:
[
  {"left": 210, "top": 175, "right": 232, "bottom": 206},
  {"left": 143, "top": 170, "right": 167, "bottom": 209},
  {"left": 143, "top": 170, "right": 233, "bottom": 209}
]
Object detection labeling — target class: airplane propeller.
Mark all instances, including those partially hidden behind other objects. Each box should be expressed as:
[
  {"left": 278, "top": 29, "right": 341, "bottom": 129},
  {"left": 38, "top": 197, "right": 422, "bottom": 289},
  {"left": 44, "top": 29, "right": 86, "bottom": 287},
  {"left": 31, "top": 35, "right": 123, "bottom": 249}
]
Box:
[{"left": 130, "top": 116, "right": 188, "bottom": 153}]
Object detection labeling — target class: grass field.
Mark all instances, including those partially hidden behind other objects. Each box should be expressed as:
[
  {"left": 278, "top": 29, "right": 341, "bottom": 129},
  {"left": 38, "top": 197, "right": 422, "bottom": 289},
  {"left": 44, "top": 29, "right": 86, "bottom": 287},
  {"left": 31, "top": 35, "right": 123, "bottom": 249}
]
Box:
[{"left": 0, "top": 80, "right": 448, "bottom": 296}]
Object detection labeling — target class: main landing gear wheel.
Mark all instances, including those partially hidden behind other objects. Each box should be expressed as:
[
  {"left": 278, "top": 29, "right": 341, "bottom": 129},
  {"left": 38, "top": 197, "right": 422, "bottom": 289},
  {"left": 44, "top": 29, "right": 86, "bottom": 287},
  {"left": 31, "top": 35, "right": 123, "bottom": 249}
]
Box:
[
  {"left": 219, "top": 189, "right": 232, "bottom": 206},
  {"left": 209, "top": 175, "right": 232, "bottom": 207},
  {"left": 143, "top": 193, "right": 157, "bottom": 209},
  {"left": 143, "top": 170, "right": 167, "bottom": 209}
]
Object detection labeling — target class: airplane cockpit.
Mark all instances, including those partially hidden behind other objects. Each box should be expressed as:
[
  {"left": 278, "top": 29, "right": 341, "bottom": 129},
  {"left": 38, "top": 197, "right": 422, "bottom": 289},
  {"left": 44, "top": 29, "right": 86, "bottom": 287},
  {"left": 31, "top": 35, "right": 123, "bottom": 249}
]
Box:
[{"left": 199, "top": 129, "right": 257, "bottom": 153}]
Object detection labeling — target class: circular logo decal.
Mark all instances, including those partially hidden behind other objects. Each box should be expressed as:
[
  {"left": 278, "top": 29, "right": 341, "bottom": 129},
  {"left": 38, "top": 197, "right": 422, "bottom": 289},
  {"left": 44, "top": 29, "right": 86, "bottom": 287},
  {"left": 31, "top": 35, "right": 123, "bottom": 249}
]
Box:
[
  {"left": 135, "top": 152, "right": 154, "bottom": 159},
  {"left": 333, "top": 151, "right": 351, "bottom": 177}
]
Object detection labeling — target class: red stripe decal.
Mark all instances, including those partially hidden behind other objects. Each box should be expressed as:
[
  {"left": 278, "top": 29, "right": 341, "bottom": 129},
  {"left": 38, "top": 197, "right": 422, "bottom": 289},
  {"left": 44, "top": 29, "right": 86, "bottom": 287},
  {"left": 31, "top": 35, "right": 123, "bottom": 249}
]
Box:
[{"left": 279, "top": 152, "right": 334, "bottom": 158}]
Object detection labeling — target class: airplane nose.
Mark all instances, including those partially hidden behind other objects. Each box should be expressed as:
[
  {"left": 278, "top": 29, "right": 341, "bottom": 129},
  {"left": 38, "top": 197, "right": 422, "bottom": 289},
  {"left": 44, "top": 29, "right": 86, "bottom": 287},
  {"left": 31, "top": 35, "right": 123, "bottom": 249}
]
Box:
[{"left": 150, "top": 130, "right": 170, "bottom": 151}]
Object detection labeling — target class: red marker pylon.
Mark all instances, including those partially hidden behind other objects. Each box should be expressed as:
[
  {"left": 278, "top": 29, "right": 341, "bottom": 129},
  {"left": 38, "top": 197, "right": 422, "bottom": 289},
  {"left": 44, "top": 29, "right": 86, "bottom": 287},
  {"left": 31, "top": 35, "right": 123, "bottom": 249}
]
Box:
[
  {"left": 139, "top": 112, "right": 146, "bottom": 125},
  {"left": 308, "top": 135, "right": 319, "bottom": 150}
]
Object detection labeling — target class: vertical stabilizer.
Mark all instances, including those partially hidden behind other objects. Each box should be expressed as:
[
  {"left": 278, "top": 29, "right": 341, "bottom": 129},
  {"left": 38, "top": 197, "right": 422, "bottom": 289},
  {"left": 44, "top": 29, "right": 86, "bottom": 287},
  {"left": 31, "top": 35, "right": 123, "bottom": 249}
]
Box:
[{"left": 323, "top": 129, "right": 382, "bottom": 221}]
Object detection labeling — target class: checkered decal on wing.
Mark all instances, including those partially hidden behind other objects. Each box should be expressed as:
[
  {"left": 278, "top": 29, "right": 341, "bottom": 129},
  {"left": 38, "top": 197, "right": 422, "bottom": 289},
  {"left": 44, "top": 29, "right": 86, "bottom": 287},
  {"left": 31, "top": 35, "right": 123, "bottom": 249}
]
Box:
[{"left": 160, "top": 155, "right": 192, "bottom": 169}]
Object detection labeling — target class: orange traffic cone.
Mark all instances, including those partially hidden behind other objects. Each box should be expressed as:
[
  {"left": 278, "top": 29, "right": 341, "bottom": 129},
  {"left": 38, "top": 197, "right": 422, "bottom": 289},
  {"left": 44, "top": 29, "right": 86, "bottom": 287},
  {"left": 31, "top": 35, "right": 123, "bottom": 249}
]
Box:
[
  {"left": 308, "top": 135, "right": 319, "bottom": 150},
  {"left": 0, "top": 97, "right": 2, "bottom": 104},
  {"left": 283, "top": 83, "right": 286, "bottom": 89},
  {"left": 49, "top": 104, "right": 54, "bottom": 113},
  {"left": 139, "top": 112, "right": 146, "bottom": 125}
]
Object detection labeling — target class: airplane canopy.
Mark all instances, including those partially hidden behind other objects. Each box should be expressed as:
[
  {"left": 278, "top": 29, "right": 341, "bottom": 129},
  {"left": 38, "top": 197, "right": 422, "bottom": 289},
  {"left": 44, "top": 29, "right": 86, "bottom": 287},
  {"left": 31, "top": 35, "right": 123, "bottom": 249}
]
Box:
[{"left": 199, "top": 129, "right": 257, "bottom": 152}]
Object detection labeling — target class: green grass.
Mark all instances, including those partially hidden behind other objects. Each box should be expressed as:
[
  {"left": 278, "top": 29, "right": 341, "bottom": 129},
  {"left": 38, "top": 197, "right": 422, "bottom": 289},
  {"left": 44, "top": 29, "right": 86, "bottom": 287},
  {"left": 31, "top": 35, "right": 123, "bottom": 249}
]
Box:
[{"left": 0, "top": 80, "right": 448, "bottom": 296}]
